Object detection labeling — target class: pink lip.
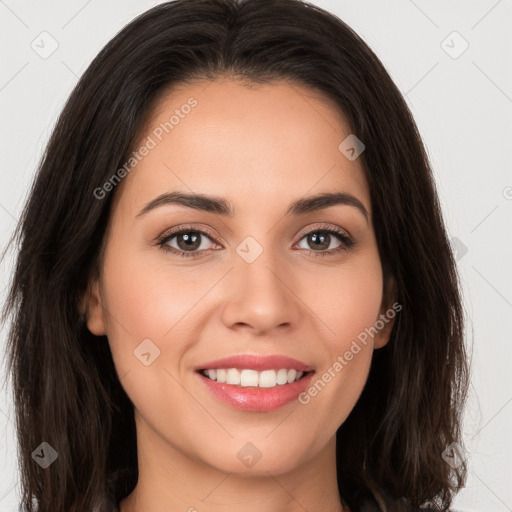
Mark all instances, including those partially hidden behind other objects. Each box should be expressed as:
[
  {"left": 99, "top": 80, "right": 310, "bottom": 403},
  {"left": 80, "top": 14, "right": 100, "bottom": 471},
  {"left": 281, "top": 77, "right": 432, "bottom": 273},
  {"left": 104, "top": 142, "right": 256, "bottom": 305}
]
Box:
[
  {"left": 196, "top": 370, "right": 316, "bottom": 411},
  {"left": 194, "top": 354, "right": 314, "bottom": 372}
]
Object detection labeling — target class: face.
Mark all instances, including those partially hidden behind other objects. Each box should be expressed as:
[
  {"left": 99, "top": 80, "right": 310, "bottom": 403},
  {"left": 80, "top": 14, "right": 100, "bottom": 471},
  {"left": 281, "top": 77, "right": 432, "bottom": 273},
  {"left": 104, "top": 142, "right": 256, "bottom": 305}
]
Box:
[{"left": 85, "top": 78, "right": 395, "bottom": 477}]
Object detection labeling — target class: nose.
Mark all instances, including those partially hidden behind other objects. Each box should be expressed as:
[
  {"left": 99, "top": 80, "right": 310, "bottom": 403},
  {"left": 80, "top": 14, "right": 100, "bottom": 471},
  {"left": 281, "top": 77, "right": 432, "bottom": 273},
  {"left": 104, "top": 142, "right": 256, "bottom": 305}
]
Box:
[{"left": 220, "top": 248, "right": 301, "bottom": 335}]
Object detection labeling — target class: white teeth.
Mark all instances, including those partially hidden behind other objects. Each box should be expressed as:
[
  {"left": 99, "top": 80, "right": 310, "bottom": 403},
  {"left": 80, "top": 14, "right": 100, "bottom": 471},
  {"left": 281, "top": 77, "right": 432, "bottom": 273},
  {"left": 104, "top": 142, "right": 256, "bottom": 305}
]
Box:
[
  {"left": 201, "top": 368, "right": 306, "bottom": 388},
  {"left": 226, "top": 368, "right": 241, "bottom": 385},
  {"left": 276, "top": 368, "right": 289, "bottom": 385},
  {"left": 240, "top": 369, "right": 259, "bottom": 387},
  {"left": 259, "top": 370, "right": 277, "bottom": 388}
]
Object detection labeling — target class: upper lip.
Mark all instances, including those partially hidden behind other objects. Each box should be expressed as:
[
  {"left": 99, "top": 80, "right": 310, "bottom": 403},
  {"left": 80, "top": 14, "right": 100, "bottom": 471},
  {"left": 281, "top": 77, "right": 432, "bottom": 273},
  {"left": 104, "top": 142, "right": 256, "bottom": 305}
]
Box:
[{"left": 195, "top": 354, "right": 314, "bottom": 372}]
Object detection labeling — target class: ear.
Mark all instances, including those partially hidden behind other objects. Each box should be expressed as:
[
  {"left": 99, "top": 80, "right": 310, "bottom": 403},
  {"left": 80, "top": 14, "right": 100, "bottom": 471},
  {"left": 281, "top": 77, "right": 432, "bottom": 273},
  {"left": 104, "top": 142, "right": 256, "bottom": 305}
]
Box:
[
  {"left": 80, "top": 278, "right": 107, "bottom": 336},
  {"left": 373, "top": 274, "right": 398, "bottom": 350}
]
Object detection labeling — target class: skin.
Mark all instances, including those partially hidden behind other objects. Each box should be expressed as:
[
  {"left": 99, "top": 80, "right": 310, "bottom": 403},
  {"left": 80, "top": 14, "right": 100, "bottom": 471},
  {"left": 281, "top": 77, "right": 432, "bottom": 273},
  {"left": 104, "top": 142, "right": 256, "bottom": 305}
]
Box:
[{"left": 84, "top": 77, "right": 395, "bottom": 512}]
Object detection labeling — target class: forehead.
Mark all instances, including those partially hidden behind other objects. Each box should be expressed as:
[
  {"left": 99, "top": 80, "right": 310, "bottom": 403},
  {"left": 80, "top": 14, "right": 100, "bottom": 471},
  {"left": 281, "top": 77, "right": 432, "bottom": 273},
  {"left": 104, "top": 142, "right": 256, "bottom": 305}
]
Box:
[{"left": 115, "top": 78, "right": 371, "bottom": 219}]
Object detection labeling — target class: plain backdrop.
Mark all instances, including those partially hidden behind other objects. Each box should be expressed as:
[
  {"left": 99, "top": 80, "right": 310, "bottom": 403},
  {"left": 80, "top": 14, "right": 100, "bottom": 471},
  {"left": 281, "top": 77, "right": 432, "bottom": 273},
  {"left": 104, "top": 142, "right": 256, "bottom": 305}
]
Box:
[{"left": 1, "top": 1, "right": 511, "bottom": 511}]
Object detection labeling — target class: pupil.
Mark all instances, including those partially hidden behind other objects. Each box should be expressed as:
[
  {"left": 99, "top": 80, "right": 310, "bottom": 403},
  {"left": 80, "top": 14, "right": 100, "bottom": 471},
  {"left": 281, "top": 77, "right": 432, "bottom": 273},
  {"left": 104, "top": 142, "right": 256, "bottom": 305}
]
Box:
[
  {"left": 179, "top": 232, "right": 200, "bottom": 250},
  {"left": 310, "top": 232, "right": 329, "bottom": 250}
]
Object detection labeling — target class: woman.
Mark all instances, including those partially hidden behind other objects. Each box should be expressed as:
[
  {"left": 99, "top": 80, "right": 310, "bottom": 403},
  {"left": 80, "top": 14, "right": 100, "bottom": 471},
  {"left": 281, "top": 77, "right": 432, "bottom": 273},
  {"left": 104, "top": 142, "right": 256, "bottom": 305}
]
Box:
[{"left": 1, "top": 0, "right": 470, "bottom": 511}]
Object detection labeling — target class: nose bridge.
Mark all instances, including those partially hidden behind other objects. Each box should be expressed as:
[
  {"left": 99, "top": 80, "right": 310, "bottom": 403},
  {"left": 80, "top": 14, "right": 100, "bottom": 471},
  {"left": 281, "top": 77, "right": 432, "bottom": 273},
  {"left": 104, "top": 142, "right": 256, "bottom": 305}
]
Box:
[{"left": 220, "top": 237, "right": 300, "bottom": 332}]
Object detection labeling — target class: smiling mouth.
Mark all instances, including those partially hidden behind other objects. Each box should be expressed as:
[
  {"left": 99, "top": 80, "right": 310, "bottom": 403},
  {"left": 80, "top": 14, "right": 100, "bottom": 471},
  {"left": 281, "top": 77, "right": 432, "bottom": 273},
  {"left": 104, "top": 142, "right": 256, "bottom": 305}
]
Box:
[{"left": 197, "top": 368, "right": 312, "bottom": 388}]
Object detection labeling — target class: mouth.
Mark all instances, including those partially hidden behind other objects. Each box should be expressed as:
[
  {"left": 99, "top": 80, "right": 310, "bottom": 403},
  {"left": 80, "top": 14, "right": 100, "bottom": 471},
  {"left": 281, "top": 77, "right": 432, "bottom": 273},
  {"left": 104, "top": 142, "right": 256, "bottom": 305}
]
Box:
[
  {"left": 195, "top": 367, "right": 315, "bottom": 412},
  {"left": 196, "top": 367, "right": 313, "bottom": 388},
  {"left": 193, "top": 353, "right": 315, "bottom": 411}
]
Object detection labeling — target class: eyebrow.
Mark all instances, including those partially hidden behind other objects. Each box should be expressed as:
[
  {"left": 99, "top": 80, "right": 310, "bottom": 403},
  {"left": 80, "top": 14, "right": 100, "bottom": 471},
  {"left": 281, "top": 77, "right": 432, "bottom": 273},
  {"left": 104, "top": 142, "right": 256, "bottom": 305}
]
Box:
[{"left": 136, "top": 191, "right": 369, "bottom": 221}]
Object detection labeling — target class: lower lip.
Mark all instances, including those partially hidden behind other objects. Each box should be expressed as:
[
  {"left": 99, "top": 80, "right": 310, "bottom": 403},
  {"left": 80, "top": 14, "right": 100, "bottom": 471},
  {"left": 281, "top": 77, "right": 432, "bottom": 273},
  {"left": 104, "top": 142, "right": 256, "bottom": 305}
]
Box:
[{"left": 196, "top": 371, "right": 315, "bottom": 412}]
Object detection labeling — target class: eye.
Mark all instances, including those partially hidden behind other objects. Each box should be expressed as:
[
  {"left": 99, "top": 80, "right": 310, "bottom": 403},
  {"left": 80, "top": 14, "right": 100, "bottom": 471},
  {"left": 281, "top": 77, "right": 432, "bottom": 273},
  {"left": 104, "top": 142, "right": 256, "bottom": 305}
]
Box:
[
  {"left": 156, "top": 226, "right": 220, "bottom": 259},
  {"left": 295, "top": 225, "right": 354, "bottom": 257}
]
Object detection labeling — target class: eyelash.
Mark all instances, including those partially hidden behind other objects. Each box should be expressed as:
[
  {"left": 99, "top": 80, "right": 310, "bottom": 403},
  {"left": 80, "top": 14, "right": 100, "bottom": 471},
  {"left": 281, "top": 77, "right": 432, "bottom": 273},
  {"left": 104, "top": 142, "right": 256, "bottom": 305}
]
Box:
[{"left": 156, "top": 224, "right": 355, "bottom": 259}]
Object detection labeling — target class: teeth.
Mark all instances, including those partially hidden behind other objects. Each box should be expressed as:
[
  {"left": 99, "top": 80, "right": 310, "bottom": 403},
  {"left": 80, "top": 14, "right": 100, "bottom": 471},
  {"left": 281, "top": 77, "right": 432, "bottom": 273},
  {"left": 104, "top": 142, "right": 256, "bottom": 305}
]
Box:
[
  {"left": 276, "top": 368, "right": 289, "bottom": 385},
  {"left": 201, "top": 368, "right": 305, "bottom": 388},
  {"left": 240, "top": 369, "right": 259, "bottom": 387},
  {"left": 226, "top": 368, "right": 240, "bottom": 385}
]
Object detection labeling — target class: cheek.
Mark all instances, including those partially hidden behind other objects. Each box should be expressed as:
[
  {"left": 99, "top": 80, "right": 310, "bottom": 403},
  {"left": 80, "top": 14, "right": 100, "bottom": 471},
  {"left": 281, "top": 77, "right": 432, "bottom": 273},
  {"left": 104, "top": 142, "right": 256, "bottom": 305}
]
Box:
[
  {"left": 296, "top": 251, "right": 382, "bottom": 422},
  {"left": 303, "top": 251, "right": 383, "bottom": 349},
  {"left": 99, "top": 252, "right": 204, "bottom": 419},
  {"left": 102, "top": 242, "right": 204, "bottom": 335},
  {"left": 99, "top": 241, "right": 201, "bottom": 377}
]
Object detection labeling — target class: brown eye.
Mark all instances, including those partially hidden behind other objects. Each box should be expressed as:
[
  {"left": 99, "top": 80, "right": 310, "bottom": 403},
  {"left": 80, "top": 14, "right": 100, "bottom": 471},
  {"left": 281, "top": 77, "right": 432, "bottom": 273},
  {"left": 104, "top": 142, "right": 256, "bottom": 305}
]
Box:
[
  {"left": 304, "top": 232, "right": 333, "bottom": 251},
  {"left": 174, "top": 231, "right": 202, "bottom": 251},
  {"left": 157, "top": 228, "right": 219, "bottom": 258},
  {"left": 295, "top": 227, "right": 354, "bottom": 257}
]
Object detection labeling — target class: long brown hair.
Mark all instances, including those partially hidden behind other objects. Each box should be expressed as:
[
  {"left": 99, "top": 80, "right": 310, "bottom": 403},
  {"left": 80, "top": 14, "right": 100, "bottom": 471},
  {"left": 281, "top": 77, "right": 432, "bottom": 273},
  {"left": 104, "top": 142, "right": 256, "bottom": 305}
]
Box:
[{"left": 1, "top": 1, "right": 470, "bottom": 511}]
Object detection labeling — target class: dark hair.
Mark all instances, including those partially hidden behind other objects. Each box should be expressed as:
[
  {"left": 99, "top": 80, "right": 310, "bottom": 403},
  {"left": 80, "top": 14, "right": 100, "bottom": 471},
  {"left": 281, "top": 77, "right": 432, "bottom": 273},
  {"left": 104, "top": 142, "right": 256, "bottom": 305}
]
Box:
[{"left": 1, "top": 0, "right": 470, "bottom": 511}]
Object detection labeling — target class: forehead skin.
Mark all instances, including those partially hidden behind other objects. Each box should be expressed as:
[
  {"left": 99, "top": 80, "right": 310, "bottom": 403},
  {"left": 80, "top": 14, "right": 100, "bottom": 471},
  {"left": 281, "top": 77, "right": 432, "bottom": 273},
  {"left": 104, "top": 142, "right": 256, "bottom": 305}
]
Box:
[{"left": 111, "top": 78, "right": 372, "bottom": 235}]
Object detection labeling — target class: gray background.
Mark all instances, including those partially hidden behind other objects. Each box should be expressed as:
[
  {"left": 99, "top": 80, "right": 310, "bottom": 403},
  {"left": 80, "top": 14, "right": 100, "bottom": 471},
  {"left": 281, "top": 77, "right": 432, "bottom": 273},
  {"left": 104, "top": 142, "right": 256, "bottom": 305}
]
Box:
[{"left": 1, "top": 1, "right": 511, "bottom": 510}]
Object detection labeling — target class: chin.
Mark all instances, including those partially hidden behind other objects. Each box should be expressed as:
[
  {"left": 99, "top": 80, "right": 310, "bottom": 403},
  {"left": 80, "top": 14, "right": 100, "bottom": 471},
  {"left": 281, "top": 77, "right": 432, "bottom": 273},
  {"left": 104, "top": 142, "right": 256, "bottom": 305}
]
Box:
[{"left": 197, "top": 442, "right": 308, "bottom": 476}]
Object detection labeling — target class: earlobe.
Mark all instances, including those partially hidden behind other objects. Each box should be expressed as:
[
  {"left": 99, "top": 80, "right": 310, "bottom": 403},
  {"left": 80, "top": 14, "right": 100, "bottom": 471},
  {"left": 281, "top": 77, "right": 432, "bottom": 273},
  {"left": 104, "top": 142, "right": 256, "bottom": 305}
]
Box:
[
  {"left": 80, "top": 279, "right": 107, "bottom": 336},
  {"left": 374, "top": 274, "right": 398, "bottom": 349},
  {"left": 373, "top": 310, "right": 395, "bottom": 349}
]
